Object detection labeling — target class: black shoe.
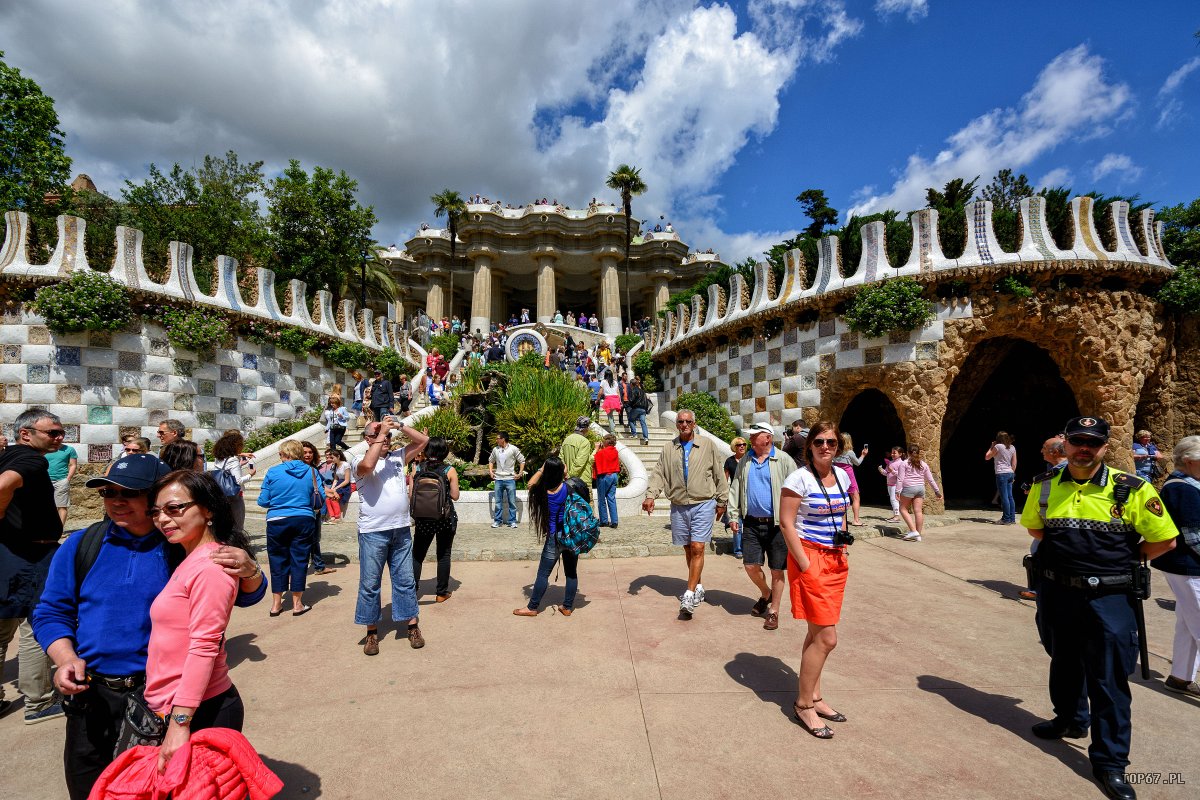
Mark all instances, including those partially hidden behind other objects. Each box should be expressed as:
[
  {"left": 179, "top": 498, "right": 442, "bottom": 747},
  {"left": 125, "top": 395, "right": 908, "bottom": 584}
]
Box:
[
  {"left": 1094, "top": 772, "right": 1136, "bottom": 800},
  {"left": 1032, "top": 719, "right": 1087, "bottom": 740},
  {"left": 750, "top": 597, "right": 769, "bottom": 617}
]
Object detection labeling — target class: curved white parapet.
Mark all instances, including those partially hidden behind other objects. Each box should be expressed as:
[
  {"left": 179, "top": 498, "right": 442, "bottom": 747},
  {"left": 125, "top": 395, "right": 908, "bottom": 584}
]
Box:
[
  {"left": 705, "top": 283, "right": 724, "bottom": 327},
  {"left": 1107, "top": 201, "right": 1150, "bottom": 264},
  {"left": 285, "top": 280, "right": 314, "bottom": 329},
  {"left": 312, "top": 291, "right": 339, "bottom": 338},
  {"left": 1017, "top": 196, "right": 1072, "bottom": 261},
  {"left": 664, "top": 310, "right": 676, "bottom": 344},
  {"left": 842, "top": 220, "right": 892, "bottom": 290},
  {"left": 163, "top": 241, "right": 205, "bottom": 301},
  {"left": 214, "top": 256, "right": 245, "bottom": 311},
  {"left": 0, "top": 211, "right": 32, "bottom": 271},
  {"left": 958, "top": 201, "right": 1019, "bottom": 268},
  {"left": 1141, "top": 209, "right": 1170, "bottom": 265},
  {"left": 901, "top": 209, "right": 947, "bottom": 275},
  {"left": 807, "top": 234, "right": 842, "bottom": 296},
  {"left": 779, "top": 248, "right": 806, "bottom": 303},
  {"left": 1070, "top": 196, "right": 1112, "bottom": 261},
  {"left": 726, "top": 273, "right": 750, "bottom": 322},
  {"left": 748, "top": 260, "right": 773, "bottom": 312},
  {"left": 360, "top": 309, "right": 379, "bottom": 348},
  {"left": 43, "top": 215, "right": 90, "bottom": 277},
  {"left": 672, "top": 303, "right": 690, "bottom": 346},
  {"left": 252, "top": 268, "right": 283, "bottom": 321},
  {"left": 687, "top": 294, "right": 703, "bottom": 336}
]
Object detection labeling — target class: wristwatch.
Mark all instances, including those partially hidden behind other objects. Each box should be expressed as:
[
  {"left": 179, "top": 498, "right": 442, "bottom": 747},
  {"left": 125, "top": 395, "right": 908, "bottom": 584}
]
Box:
[{"left": 170, "top": 711, "right": 193, "bottom": 726}]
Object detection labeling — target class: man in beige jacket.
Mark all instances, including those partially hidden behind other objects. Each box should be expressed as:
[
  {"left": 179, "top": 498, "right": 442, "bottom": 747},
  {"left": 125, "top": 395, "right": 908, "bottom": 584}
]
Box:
[{"left": 643, "top": 409, "right": 729, "bottom": 618}]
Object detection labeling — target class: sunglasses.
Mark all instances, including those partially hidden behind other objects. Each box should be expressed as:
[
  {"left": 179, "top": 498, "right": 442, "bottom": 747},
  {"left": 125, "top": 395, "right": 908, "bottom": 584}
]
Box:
[
  {"left": 1067, "top": 435, "right": 1105, "bottom": 448},
  {"left": 149, "top": 501, "right": 198, "bottom": 517},
  {"left": 676, "top": 420, "right": 695, "bottom": 426},
  {"left": 38, "top": 428, "right": 67, "bottom": 438},
  {"left": 734, "top": 443, "right": 747, "bottom": 448},
  {"left": 811, "top": 438, "right": 838, "bottom": 447},
  {"left": 97, "top": 487, "right": 144, "bottom": 498}
]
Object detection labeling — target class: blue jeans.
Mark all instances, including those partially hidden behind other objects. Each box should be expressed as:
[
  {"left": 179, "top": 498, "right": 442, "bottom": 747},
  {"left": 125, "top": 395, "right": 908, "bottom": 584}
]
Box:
[
  {"left": 996, "top": 472, "right": 1016, "bottom": 522},
  {"left": 628, "top": 407, "right": 648, "bottom": 439},
  {"left": 528, "top": 535, "right": 578, "bottom": 611},
  {"left": 266, "top": 516, "right": 315, "bottom": 593},
  {"left": 355, "top": 526, "right": 419, "bottom": 625},
  {"left": 493, "top": 479, "right": 517, "bottom": 524},
  {"left": 596, "top": 473, "right": 618, "bottom": 525}
]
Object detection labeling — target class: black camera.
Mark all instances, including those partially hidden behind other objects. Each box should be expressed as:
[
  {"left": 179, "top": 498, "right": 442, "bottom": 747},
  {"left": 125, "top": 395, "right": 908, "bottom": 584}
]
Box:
[{"left": 833, "top": 529, "right": 855, "bottom": 547}]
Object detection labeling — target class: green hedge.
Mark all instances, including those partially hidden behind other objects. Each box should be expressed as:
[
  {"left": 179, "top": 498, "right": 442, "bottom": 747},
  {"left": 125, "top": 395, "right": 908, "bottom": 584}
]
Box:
[
  {"left": 30, "top": 271, "right": 133, "bottom": 334},
  {"left": 614, "top": 333, "right": 642, "bottom": 354},
  {"left": 427, "top": 332, "right": 461, "bottom": 357},
  {"left": 242, "top": 409, "right": 323, "bottom": 453},
  {"left": 1158, "top": 265, "right": 1200, "bottom": 315},
  {"left": 632, "top": 350, "right": 658, "bottom": 392},
  {"left": 160, "top": 305, "right": 231, "bottom": 358},
  {"left": 674, "top": 391, "right": 737, "bottom": 442},
  {"left": 843, "top": 278, "right": 935, "bottom": 339},
  {"left": 324, "top": 341, "right": 373, "bottom": 370}
]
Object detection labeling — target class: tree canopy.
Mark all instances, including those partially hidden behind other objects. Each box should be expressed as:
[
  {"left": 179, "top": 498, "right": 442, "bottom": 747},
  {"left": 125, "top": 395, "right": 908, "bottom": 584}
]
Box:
[
  {"left": 0, "top": 51, "right": 71, "bottom": 214},
  {"left": 606, "top": 164, "right": 647, "bottom": 324}
]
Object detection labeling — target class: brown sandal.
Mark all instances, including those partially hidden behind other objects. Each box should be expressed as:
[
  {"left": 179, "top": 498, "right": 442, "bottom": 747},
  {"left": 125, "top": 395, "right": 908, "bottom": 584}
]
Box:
[
  {"left": 793, "top": 704, "right": 834, "bottom": 739},
  {"left": 813, "top": 698, "right": 846, "bottom": 722},
  {"left": 512, "top": 608, "right": 538, "bottom": 617}
]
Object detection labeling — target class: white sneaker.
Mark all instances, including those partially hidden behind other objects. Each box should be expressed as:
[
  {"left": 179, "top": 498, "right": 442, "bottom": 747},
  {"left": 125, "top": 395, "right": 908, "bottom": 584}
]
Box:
[
  {"left": 508, "top": 523, "right": 519, "bottom": 529},
  {"left": 490, "top": 522, "right": 500, "bottom": 528},
  {"left": 679, "top": 591, "right": 696, "bottom": 616},
  {"left": 693, "top": 584, "right": 705, "bottom": 604},
  {"left": 902, "top": 531, "right": 922, "bottom": 542}
]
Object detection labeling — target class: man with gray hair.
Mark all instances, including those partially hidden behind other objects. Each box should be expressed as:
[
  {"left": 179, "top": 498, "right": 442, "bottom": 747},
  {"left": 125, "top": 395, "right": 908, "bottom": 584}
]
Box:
[
  {"left": 156, "top": 418, "right": 185, "bottom": 451},
  {"left": 0, "top": 408, "right": 67, "bottom": 722}
]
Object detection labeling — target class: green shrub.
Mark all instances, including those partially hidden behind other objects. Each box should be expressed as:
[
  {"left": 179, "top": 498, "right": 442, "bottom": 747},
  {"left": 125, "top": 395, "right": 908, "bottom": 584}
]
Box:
[
  {"left": 412, "top": 405, "right": 475, "bottom": 456},
  {"left": 614, "top": 333, "right": 642, "bottom": 354},
  {"left": 374, "top": 347, "right": 420, "bottom": 380},
  {"left": 1158, "top": 265, "right": 1200, "bottom": 315},
  {"left": 160, "top": 305, "right": 231, "bottom": 357},
  {"left": 843, "top": 277, "right": 935, "bottom": 339},
  {"left": 427, "top": 332, "right": 460, "bottom": 358},
  {"left": 277, "top": 326, "right": 320, "bottom": 358},
  {"left": 674, "top": 391, "right": 737, "bottom": 442},
  {"left": 243, "top": 409, "right": 323, "bottom": 453},
  {"left": 632, "top": 350, "right": 658, "bottom": 392},
  {"left": 31, "top": 271, "right": 133, "bottom": 334},
  {"left": 323, "top": 341, "right": 373, "bottom": 370},
  {"left": 491, "top": 367, "right": 592, "bottom": 468},
  {"left": 996, "top": 274, "right": 1035, "bottom": 299}
]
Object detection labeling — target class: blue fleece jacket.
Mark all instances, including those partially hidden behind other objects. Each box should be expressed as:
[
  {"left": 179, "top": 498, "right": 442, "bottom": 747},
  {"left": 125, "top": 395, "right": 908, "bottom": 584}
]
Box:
[
  {"left": 31, "top": 522, "right": 267, "bottom": 675},
  {"left": 258, "top": 459, "right": 324, "bottom": 520}
]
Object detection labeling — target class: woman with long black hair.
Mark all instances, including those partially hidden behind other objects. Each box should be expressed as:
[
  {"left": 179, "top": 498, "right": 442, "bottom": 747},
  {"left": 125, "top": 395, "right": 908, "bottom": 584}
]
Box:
[{"left": 513, "top": 456, "right": 579, "bottom": 617}]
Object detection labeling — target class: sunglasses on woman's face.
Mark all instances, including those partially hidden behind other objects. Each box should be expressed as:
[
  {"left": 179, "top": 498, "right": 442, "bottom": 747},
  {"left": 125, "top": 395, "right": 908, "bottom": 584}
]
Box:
[
  {"left": 811, "top": 438, "right": 838, "bottom": 447},
  {"left": 97, "top": 487, "right": 144, "bottom": 499}
]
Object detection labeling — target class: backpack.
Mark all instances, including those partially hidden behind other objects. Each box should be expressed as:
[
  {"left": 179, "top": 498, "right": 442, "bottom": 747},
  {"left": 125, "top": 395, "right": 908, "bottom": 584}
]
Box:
[
  {"left": 557, "top": 483, "right": 601, "bottom": 555},
  {"left": 209, "top": 463, "right": 241, "bottom": 497},
  {"left": 411, "top": 463, "right": 452, "bottom": 521},
  {"left": 74, "top": 521, "right": 185, "bottom": 595}
]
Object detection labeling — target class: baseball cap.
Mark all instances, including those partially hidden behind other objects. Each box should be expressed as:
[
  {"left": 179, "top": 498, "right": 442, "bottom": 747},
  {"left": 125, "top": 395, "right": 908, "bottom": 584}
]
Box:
[
  {"left": 85, "top": 454, "right": 172, "bottom": 490},
  {"left": 1063, "top": 416, "right": 1110, "bottom": 442},
  {"left": 576, "top": 416, "right": 592, "bottom": 431},
  {"left": 746, "top": 423, "right": 774, "bottom": 438}
]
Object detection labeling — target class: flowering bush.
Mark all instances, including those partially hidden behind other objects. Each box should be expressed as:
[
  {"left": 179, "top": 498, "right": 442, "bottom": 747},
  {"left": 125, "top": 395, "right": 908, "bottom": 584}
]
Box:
[
  {"left": 31, "top": 271, "right": 133, "bottom": 333},
  {"left": 277, "top": 327, "right": 320, "bottom": 357},
  {"left": 843, "top": 278, "right": 935, "bottom": 339},
  {"left": 160, "top": 305, "right": 230, "bottom": 357},
  {"left": 324, "top": 341, "right": 373, "bottom": 370}
]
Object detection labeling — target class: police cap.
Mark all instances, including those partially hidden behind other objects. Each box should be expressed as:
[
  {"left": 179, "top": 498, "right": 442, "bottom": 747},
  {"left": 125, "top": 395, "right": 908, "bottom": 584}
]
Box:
[{"left": 1063, "top": 416, "right": 1110, "bottom": 442}]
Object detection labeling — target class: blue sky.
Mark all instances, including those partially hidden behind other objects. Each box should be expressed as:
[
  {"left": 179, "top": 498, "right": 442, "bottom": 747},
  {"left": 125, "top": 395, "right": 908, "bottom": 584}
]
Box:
[{"left": 1, "top": 1, "right": 1196, "bottom": 262}]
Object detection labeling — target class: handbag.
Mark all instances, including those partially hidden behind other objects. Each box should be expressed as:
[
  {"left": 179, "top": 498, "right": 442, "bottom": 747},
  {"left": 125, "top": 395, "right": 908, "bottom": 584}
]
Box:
[
  {"left": 310, "top": 468, "right": 323, "bottom": 515},
  {"left": 113, "top": 687, "right": 167, "bottom": 757}
]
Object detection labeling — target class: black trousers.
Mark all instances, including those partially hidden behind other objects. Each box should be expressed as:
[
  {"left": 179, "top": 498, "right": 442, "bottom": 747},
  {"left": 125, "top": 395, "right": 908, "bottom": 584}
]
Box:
[
  {"left": 413, "top": 516, "right": 458, "bottom": 597},
  {"left": 64, "top": 683, "right": 244, "bottom": 800}
]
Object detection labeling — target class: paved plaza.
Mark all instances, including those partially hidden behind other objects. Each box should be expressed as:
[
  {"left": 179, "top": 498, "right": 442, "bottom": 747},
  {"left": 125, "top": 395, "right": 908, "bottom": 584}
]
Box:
[{"left": 3, "top": 521, "right": 1197, "bottom": 799}]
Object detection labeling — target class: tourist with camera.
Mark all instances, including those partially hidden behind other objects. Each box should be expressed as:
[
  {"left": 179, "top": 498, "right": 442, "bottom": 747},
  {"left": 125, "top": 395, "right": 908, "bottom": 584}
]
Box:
[{"left": 778, "top": 420, "right": 853, "bottom": 740}]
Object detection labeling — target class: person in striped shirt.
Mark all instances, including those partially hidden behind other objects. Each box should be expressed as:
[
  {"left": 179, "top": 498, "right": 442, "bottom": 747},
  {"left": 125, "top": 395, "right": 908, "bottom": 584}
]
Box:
[
  {"left": 894, "top": 444, "right": 942, "bottom": 541},
  {"left": 778, "top": 420, "right": 853, "bottom": 740}
]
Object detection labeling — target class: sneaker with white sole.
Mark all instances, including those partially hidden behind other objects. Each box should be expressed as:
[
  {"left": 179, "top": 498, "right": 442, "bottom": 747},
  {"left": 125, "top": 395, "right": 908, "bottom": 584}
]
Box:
[
  {"left": 508, "top": 523, "right": 519, "bottom": 528},
  {"left": 901, "top": 531, "right": 922, "bottom": 542},
  {"left": 490, "top": 522, "right": 501, "bottom": 528},
  {"left": 679, "top": 590, "right": 696, "bottom": 617},
  {"left": 693, "top": 584, "right": 706, "bottom": 604},
  {"left": 24, "top": 703, "right": 64, "bottom": 725}
]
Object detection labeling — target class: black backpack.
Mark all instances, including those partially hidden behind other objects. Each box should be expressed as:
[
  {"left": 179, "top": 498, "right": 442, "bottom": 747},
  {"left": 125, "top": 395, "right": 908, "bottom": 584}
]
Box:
[
  {"left": 411, "top": 463, "right": 453, "bottom": 521},
  {"left": 73, "top": 521, "right": 185, "bottom": 595}
]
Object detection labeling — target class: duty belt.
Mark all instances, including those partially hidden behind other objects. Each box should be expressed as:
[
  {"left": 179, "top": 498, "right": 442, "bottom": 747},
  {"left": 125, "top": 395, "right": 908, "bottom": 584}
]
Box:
[
  {"left": 86, "top": 671, "right": 145, "bottom": 690},
  {"left": 1039, "top": 569, "right": 1133, "bottom": 591}
]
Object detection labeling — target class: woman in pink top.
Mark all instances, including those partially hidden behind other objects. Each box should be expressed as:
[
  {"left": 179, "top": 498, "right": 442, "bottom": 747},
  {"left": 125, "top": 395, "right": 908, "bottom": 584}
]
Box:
[
  {"left": 145, "top": 471, "right": 249, "bottom": 773},
  {"left": 894, "top": 444, "right": 942, "bottom": 542}
]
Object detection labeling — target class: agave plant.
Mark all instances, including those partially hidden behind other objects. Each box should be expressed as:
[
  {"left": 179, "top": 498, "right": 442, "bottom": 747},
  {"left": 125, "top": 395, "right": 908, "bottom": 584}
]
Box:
[
  {"left": 412, "top": 405, "right": 475, "bottom": 457},
  {"left": 490, "top": 368, "right": 592, "bottom": 468}
]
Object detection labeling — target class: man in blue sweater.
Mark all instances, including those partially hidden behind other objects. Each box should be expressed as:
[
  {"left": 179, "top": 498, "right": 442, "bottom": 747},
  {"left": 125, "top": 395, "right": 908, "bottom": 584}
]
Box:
[{"left": 32, "top": 454, "right": 267, "bottom": 800}]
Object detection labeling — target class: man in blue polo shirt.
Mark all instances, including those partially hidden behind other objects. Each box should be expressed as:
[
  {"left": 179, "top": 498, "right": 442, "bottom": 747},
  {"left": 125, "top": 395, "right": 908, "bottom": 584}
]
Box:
[
  {"left": 32, "top": 454, "right": 267, "bottom": 800},
  {"left": 728, "top": 424, "right": 797, "bottom": 631}
]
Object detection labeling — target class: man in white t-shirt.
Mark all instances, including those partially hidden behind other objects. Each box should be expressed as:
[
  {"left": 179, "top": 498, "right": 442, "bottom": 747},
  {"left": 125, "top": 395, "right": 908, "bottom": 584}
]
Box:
[{"left": 354, "top": 416, "right": 429, "bottom": 656}]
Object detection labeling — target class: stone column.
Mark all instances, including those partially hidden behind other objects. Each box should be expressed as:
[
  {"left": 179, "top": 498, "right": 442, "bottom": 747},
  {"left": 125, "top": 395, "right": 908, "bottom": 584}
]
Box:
[
  {"left": 599, "top": 255, "right": 622, "bottom": 337},
  {"left": 491, "top": 271, "right": 507, "bottom": 327},
  {"left": 425, "top": 277, "right": 445, "bottom": 321},
  {"left": 536, "top": 253, "right": 557, "bottom": 324},
  {"left": 654, "top": 277, "right": 670, "bottom": 313},
  {"left": 469, "top": 254, "right": 492, "bottom": 337}
]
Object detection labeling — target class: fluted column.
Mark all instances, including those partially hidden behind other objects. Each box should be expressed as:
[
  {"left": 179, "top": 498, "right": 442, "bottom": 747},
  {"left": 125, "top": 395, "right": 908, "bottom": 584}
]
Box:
[
  {"left": 536, "top": 252, "right": 557, "bottom": 323},
  {"left": 654, "top": 277, "right": 670, "bottom": 313},
  {"left": 425, "top": 277, "right": 445, "bottom": 321},
  {"left": 469, "top": 254, "right": 493, "bottom": 337},
  {"left": 600, "top": 255, "right": 622, "bottom": 337}
]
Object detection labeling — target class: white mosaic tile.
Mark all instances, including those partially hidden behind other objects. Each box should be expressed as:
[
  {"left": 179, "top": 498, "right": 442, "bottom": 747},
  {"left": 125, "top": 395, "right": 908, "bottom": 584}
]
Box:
[
  {"left": 0, "top": 325, "right": 29, "bottom": 345},
  {"left": 80, "top": 424, "right": 118, "bottom": 444},
  {"left": 81, "top": 349, "right": 119, "bottom": 368},
  {"left": 23, "top": 384, "right": 56, "bottom": 404}
]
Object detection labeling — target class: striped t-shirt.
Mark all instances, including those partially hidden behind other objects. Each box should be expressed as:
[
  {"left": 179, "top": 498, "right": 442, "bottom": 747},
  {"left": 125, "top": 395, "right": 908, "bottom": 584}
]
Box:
[{"left": 782, "top": 466, "right": 851, "bottom": 548}]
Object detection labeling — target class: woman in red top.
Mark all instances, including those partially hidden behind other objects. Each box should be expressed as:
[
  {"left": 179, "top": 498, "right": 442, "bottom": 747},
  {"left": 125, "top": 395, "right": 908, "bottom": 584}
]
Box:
[
  {"left": 594, "top": 433, "right": 620, "bottom": 528},
  {"left": 145, "top": 471, "right": 254, "bottom": 773}
]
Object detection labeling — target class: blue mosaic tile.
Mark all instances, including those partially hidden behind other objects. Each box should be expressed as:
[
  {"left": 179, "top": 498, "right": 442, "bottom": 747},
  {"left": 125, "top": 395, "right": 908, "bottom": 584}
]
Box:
[
  {"left": 220, "top": 398, "right": 238, "bottom": 414},
  {"left": 240, "top": 384, "right": 256, "bottom": 400},
  {"left": 87, "top": 367, "right": 114, "bottom": 386},
  {"left": 28, "top": 364, "right": 50, "bottom": 383},
  {"left": 262, "top": 372, "right": 276, "bottom": 388},
  {"left": 279, "top": 390, "right": 291, "bottom": 403},
  {"left": 220, "top": 365, "right": 237, "bottom": 383},
  {"left": 148, "top": 374, "right": 168, "bottom": 392},
  {"left": 259, "top": 343, "right": 275, "bottom": 358},
  {"left": 261, "top": 403, "right": 274, "bottom": 417},
  {"left": 242, "top": 353, "right": 258, "bottom": 370},
  {"left": 55, "top": 346, "right": 81, "bottom": 366},
  {"left": 87, "top": 405, "right": 113, "bottom": 424}
]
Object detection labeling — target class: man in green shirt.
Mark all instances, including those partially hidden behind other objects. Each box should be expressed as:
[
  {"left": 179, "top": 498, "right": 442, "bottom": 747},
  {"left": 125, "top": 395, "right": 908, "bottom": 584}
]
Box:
[
  {"left": 45, "top": 443, "right": 78, "bottom": 526},
  {"left": 560, "top": 417, "right": 594, "bottom": 490}
]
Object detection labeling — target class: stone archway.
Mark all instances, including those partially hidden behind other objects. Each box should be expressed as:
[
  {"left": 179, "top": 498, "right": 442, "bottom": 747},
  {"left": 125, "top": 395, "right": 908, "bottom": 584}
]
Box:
[
  {"left": 939, "top": 337, "right": 1079, "bottom": 506},
  {"left": 838, "top": 389, "right": 907, "bottom": 506}
]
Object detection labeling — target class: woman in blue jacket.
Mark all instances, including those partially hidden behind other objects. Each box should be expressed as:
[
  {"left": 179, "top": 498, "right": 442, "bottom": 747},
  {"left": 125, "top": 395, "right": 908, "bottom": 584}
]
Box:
[{"left": 258, "top": 439, "right": 323, "bottom": 617}]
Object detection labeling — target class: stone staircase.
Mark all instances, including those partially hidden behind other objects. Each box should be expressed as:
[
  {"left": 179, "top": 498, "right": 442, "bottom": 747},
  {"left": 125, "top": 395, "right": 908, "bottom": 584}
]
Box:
[
  {"left": 241, "top": 421, "right": 367, "bottom": 524},
  {"left": 610, "top": 417, "right": 675, "bottom": 517}
]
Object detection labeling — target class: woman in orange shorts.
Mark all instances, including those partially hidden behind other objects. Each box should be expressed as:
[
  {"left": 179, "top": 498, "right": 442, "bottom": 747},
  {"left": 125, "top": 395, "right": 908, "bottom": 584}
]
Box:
[{"left": 779, "top": 420, "right": 853, "bottom": 739}]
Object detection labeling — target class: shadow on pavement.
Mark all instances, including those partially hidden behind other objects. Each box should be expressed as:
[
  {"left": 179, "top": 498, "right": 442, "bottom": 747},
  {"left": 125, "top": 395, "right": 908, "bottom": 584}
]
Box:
[
  {"left": 519, "top": 583, "right": 592, "bottom": 610},
  {"left": 225, "top": 633, "right": 266, "bottom": 668},
  {"left": 627, "top": 574, "right": 750, "bottom": 616},
  {"left": 723, "top": 651, "right": 797, "bottom": 721},
  {"left": 259, "top": 754, "right": 322, "bottom": 798},
  {"left": 301, "top": 581, "right": 342, "bottom": 605},
  {"left": 416, "top": 577, "right": 463, "bottom": 604},
  {"left": 967, "top": 578, "right": 1033, "bottom": 601},
  {"left": 916, "top": 675, "right": 1093, "bottom": 781}
]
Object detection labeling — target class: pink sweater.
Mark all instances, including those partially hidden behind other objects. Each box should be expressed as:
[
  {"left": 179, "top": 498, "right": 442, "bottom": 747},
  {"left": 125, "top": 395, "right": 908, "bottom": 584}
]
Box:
[
  {"left": 144, "top": 542, "right": 237, "bottom": 714},
  {"left": 894, "top": 459, "right": 940, "bottom": 494}
]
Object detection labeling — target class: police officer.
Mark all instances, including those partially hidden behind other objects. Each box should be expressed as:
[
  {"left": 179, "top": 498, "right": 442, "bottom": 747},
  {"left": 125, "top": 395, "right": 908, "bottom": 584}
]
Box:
[{"left": 1020, "top": 416, "right": 1178, "bottom": 800}]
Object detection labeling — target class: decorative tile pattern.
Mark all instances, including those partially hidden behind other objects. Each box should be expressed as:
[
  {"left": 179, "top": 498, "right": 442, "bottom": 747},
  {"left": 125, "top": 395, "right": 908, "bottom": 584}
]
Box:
[
  {"left": 242, "top": 353, "right": 258, "bottom": 370},
  {"left": 240, "top": 384, "right": 256, "bottom": 400},
  {"left": 279, "top": 390, "right": 291, "bottom": 403},
  {"left": 784, "top": 360, "right": 797, "bottom": 375},
  {"left": 198, "top": 379, "right": 216, "bottom": 396},
  {"left": 728, "top": 345, "right": 739, "bottom": 359},
  {"left": 916, "top": 342, "right": 938, "bottom": 361},
  {"left": 740, "top": 355, "right": 752, "bottom": 371},
  {"left": 89, "top": 330, "right": 113, "bottom": 348},
  {"left": 149, "top": 338, "right": 170, "bottom": 356},
  {"left": 800, "top": 374, "right": 816, "bottom": 390},
  {"left": 262, "top": 372, "right": 276, "bottom": 388},
  {"left": 148, "top": 410, "right": 167, "bottom": 425},
  {"left": 308, "top": 365, "right": 320, "bottom": 379},
  {"left": 259, "top": 343, "right": 275, "bottom": 358},
  {"left": 119, "top": 387, "right": 142, "bottom": 407},
  {"left": 29, "top": 326, "right": 51, "bottom": 345},
  {"left": 87, "top": 367, "right": 114, "bottom": 386},
  {"left": 754, "top": 338, "right": 766, "bottom": 353},
  {"left": 63, "top": 424, "right": 80, "bottom": 443},
  {"left": 88, "top": 444, "right": 112, "bottom": 463},
  {"left": 118, "top": 351, "right": 144, "bottom": 371},
  {"left": 220, "top": 398, "right": 238, "bottom": 414},
  {"left": 87, "top": 405, "right": 113, "bottom": 424},
  {"left": 784, "top": 391, "right": 798, "bottom": 408},
  {"left": 149, "top": 374, "right": 169, "bottom": 391},
  {"left": 220, "top": 365, "right": 237, "bottom": 383},
  {"left": 800, "top": 340, "right": 816, "bottom": 358},
  {"left": 279, "top": 360, "right": 292, "bottom": 376},
  {"left": 57, "top": 384, "right": 81, "bottom": 403},
  {"left": 3, "top": 384, "right": 20, "bottom": 403},
  {"left": 783, "top": 328, "right": 798, "bottom": 346},
  {"left": 769, "top": 379, "right": 781, "bottom": 394},
  {"left": 864, "top": 347, "right": 883, "bottom": 365},
  {"left": 55, "top": 346, "right": 82, "bottom": 366},
  {"left": 889, "top": 330, "right": 910, "bottom": 345},
  {"left": 753, "top": 366, "right": 767, "bottom": 382},
  {"left": 173, "top": 394, "right": 194, "bottom": 412},
  {"left": 241, "top": 416, "right": 255, "bottom": 430},
  {"left": 818, "top": 318, "right": 835, "bottom": 337},
  {"left": 839, "top": 332, "right": 858, "bottom": 352},
  {"left": 174, "top": 359, "right": 194, "bottom": 378},
  {"left": 197, "top": 412, "right": 216, "bottom": 428},
  {"left": 819, "top": 353, "right": 836, "bottom": 371},
  {"left": 755, "top": 396, "right": 766, "bottom": 412},
  {"left": 261, "top": 403, "right": 274, "bottom": 417},
  {"left": 2, "top": 345, "right": 20, "bottom": 364}
]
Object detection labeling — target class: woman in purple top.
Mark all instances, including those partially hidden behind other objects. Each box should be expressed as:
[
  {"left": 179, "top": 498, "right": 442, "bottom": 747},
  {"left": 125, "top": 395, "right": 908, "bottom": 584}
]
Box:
[
  {"left": 985, "top": 431, "right": 1018, "bottom": 525},
  {"left": 513, "top": 457, "right": 579, "bottom": 617}
]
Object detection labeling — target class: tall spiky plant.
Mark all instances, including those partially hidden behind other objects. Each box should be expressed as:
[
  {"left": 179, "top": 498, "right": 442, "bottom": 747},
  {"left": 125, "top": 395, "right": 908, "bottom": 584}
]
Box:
[{"left": 606, "top": 165, "right": 647, "bottom": 329}]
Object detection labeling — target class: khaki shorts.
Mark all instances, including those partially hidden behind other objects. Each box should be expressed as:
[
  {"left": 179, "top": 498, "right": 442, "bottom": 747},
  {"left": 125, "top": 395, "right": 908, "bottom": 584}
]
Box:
[{"left": 53, "top": 478, "right": 70, "bottom": 508}]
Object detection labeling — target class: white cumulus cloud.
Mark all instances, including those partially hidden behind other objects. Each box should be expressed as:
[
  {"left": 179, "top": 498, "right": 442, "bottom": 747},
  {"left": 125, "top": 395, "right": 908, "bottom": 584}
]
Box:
[
  {"left": 1156, "top": 56, "right": 1200, "bottom": 129},
  {"left": 848, "top": 45, "right": 1131, "bottom": 217},
  {"left": 1037, "top": 167, "right": 1074, "bottom": 190},
  {"left": 874, "top": 0, "right": 929, "bottom": 21},
  {"left": 1091, "top": 153, "right": 1142, "bottom": 183}
]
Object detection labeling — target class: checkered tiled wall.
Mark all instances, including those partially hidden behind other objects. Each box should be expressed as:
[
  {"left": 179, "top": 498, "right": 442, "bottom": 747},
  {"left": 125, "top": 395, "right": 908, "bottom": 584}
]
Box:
[
  {"left": 660, "top": 301, "right": 972, "bottom": 429},
  {"left": 0, "top": 305, "right": 347, "bottom": 463}
]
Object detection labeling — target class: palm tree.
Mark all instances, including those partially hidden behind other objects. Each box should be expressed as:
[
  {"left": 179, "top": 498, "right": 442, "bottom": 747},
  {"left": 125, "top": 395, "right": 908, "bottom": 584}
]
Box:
[
  {"left": 431, "top": 188, "right": 467, "bottom": 266},
  {"left": 336, "top": 248, "right": 398, "bottom": 308},
  {"left": 606, "top": 165, "right": 647, "bottom": 329}
]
